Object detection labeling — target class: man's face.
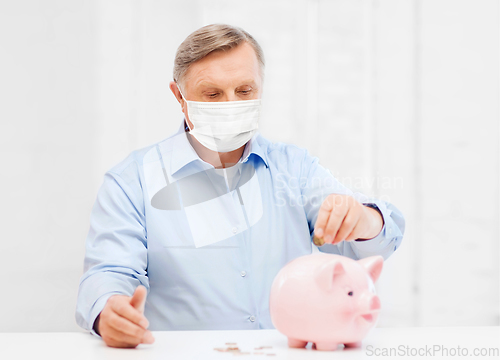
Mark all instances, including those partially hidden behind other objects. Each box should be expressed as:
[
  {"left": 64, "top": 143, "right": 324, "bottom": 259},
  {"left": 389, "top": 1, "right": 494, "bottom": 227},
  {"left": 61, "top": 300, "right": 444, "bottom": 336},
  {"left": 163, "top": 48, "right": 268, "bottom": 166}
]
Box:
[{"left": 171, "top": 41, "right": 262, "bottom": 129}]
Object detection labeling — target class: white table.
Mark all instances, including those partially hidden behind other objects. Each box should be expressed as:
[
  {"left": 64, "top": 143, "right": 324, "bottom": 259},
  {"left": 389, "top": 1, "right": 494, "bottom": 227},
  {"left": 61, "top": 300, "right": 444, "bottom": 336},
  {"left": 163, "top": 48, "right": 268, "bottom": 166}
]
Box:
[{"left": 0, "top": 327, "right": 498, "bottom": 360}]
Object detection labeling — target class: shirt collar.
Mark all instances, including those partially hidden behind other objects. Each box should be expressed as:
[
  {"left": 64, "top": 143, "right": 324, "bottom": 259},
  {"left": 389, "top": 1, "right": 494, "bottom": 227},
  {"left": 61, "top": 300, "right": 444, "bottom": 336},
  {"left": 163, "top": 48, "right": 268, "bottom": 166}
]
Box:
[{"left": 170, "top": 119, "right": 268, "bottom": 176}]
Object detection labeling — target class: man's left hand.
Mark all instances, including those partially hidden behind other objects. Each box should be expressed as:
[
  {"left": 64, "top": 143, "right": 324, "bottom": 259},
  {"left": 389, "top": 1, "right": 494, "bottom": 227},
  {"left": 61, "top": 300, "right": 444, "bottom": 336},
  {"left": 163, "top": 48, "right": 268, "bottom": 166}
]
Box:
[{"left": 314, "top": 194, "right": 383, "bottom": 245}]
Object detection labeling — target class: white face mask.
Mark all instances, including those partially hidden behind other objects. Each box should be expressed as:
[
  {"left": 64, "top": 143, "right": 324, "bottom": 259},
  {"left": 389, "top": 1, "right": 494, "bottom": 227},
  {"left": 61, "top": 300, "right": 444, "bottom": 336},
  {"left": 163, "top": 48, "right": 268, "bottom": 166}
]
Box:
[{"left": 178, "top": 85, "right": 261, "bottom": 153}]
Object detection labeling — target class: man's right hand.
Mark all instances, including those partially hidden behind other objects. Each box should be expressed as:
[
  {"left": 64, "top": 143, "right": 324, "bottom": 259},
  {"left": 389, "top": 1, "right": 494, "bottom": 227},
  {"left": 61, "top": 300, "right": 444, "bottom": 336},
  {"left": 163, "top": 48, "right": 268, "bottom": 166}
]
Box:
[{"left": 94, "top": 285, "right": 155, "bottom": 348}]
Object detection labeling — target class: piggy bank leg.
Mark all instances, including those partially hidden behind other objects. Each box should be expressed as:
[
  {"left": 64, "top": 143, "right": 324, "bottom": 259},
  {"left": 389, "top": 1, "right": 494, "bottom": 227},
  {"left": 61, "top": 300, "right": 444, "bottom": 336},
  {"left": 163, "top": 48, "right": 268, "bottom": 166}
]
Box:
[
  {"left": 287, "top": 338, "right": 308, "bottom": 348},
  {"left": 313, "top": 342, "right": 339, "bottom": 351},
  {"left": 344, "top": 341, "right": 362, "bottom": 349}
]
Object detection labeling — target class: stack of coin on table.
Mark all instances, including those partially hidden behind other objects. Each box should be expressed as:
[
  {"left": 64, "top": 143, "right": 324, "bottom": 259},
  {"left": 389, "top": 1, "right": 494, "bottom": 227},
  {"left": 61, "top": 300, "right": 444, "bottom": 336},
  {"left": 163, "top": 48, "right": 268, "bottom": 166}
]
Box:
[{"left": 214, "top": 343, "right": 275, "bottom": 356}]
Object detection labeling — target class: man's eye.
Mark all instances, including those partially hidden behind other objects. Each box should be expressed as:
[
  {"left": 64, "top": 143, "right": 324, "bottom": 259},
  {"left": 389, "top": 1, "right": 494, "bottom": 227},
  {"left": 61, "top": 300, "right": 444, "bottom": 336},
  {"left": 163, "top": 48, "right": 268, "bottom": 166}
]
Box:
[
  {"left": 240, "top": 90, "right": 251, "bottom": 95},
  {"left": 207, "top": 93, "right": 219, "bottom": 98}
]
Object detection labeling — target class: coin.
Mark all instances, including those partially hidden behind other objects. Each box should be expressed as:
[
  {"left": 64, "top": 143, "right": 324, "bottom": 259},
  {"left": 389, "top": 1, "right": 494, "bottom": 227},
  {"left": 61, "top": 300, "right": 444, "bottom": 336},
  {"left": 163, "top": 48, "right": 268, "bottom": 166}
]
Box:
[
  {"left": 214, "top": 347, "right": 239, "bottom": 352},
  {"left": 313, "top": 235, "right": 325, "bottom": 246}
]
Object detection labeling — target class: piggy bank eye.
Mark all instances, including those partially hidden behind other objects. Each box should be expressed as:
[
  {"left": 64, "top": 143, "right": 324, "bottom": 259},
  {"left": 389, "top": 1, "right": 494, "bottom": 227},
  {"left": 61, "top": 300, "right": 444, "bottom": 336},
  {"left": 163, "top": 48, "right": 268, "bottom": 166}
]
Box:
[{"left": 348, "top": 291, "right": 353, "bottom": 296}]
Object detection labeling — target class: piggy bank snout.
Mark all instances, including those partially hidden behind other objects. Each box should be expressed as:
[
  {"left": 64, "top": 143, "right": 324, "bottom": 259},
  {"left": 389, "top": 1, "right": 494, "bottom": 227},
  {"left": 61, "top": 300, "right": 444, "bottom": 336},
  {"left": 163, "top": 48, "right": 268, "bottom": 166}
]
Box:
[
  {"left": 370, "top": 295, "right": 381, "bottom": 311},
  {"left": 358, "top": 295, "right": 380, "bottom": 324},
  {"left": 359, "top": 294, "right": 381, "bottom": 315}
]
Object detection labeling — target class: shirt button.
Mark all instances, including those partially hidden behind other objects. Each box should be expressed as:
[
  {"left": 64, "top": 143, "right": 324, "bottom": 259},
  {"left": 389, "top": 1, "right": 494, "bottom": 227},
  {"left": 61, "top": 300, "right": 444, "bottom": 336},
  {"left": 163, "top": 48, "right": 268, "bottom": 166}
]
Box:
[
  {"left": 240, "top": 271, "right": 246, "bottom": 277},
  {"left": 232, "top": 227, "right": 238, "bottom": 234},
  {"left": 249, "top": 315, "right": 256, "bottom": 322}
]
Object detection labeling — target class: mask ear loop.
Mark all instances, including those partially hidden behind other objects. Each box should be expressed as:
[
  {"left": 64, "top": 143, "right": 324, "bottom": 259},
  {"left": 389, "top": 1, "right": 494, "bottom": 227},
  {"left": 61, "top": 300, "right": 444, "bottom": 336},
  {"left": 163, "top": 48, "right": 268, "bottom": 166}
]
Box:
[
  {"left": 176, "top": 82, "right": 193, "bottom": 132},
  {"left": 176, "top": 82, "right": 185, "bottom": 100}
]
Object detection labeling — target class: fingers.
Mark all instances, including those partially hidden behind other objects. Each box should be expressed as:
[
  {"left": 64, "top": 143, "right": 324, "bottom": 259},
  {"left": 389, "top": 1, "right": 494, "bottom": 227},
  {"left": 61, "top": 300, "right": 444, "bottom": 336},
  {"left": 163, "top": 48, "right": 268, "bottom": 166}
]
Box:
[
  {"left": 102, "top": 321, "right": 154, "bottom": 348},
  {"left": 107, "top": 311, "right": 148, "bottom": 340},
  {"left": 344, "top": 226, "right": 359, "bottom": 241},
  {"left": 314, "top": 197, "right": 332, "bottom": 239},
  {"left": 109, "top": 296, "right": 149, "bottom": 329},
  {"left": 333, "top": 206, "right": 360, "bottom": 244},
  {"left": 315, "top": 195, "right": 367, "bottom": 245},
  {"left": 102, "top": 333, "right": 140, "bottom": 349},
  {"left": 100, "top": 294, "right": 155, "bottom": 348},
  {"left": 130, "top": 285, "right": 147, "bottom": 313},
  {"left": 344, "top": 205, "right": 382, "bottom": 241},
  {"left": 323, "top": 199, "right": 349, "bottom": 244}
]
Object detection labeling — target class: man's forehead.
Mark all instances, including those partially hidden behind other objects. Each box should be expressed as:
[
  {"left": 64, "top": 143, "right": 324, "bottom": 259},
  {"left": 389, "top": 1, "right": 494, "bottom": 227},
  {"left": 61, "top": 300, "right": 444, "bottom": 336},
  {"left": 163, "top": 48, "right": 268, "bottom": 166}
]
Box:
[
  {"left": 194, "top": 78, "right": 258, "bottom": 89},
  {"left": 182, "top": 43, "right": 261, "bottom": 90}
]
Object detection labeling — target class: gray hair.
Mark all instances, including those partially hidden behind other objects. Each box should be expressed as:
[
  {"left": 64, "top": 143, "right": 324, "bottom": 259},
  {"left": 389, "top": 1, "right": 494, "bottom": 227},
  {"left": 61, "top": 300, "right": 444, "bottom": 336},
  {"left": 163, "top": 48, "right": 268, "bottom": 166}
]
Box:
[{"left": 173, "top": 24, "right": 265, "bottom": 89}]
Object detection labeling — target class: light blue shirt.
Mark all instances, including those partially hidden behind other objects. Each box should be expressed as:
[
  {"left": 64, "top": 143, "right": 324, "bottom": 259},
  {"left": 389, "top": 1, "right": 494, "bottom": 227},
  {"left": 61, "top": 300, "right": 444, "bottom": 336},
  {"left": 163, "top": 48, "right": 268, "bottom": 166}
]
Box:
[{"left": 75, "top": 121, "right": 405, "bottom": 337}]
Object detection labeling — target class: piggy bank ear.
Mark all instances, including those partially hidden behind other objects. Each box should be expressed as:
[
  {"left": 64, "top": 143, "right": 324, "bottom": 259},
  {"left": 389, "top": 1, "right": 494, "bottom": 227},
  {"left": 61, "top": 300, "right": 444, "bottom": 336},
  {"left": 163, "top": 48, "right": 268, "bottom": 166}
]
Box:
[
  {"left": 315, "top": 260, "right": 345, "bottom": 292},
  {"left": 357, "top": 256, "right": 384, "bottom": 283}
]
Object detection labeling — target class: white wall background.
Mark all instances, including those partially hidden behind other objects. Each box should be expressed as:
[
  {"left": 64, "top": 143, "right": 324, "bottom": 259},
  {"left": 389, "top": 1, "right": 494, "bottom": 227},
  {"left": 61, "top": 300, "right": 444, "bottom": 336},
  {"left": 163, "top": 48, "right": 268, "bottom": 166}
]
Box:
[{"left": 0, "top": 0, "right": 498, "bottom": 332}]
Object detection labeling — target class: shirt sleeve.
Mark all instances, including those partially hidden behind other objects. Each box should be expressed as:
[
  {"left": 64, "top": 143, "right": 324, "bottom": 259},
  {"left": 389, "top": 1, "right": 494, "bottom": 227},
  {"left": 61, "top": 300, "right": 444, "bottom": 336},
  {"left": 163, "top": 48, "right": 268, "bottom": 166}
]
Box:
[
  {"left": 299, "top": 149, "right": 405, "bottom": 261},
  {"left": 75, "top": 169, "right": 149, "bottom": 338}
]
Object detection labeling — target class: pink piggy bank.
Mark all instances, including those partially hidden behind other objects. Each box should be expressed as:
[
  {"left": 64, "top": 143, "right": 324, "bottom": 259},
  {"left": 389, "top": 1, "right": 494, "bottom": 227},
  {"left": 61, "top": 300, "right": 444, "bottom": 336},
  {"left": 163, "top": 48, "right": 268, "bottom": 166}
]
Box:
[{"left": 269, "top": 253, "right": 383, "bottom": 351}]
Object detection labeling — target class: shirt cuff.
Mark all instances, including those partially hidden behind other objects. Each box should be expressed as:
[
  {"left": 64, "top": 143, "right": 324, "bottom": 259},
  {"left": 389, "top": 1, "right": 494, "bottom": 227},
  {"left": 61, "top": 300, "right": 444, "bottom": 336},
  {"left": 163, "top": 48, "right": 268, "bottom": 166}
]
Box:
[{"left": 88, "top": 292, "right": 125, "bottom": 338}]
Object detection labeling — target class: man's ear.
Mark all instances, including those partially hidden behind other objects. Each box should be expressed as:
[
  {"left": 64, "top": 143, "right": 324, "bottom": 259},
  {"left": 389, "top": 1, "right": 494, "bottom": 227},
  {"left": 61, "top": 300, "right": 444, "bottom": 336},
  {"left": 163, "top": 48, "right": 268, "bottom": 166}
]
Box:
[{"left": 169, "top": 81, "right": 183, "bottom": 105}]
